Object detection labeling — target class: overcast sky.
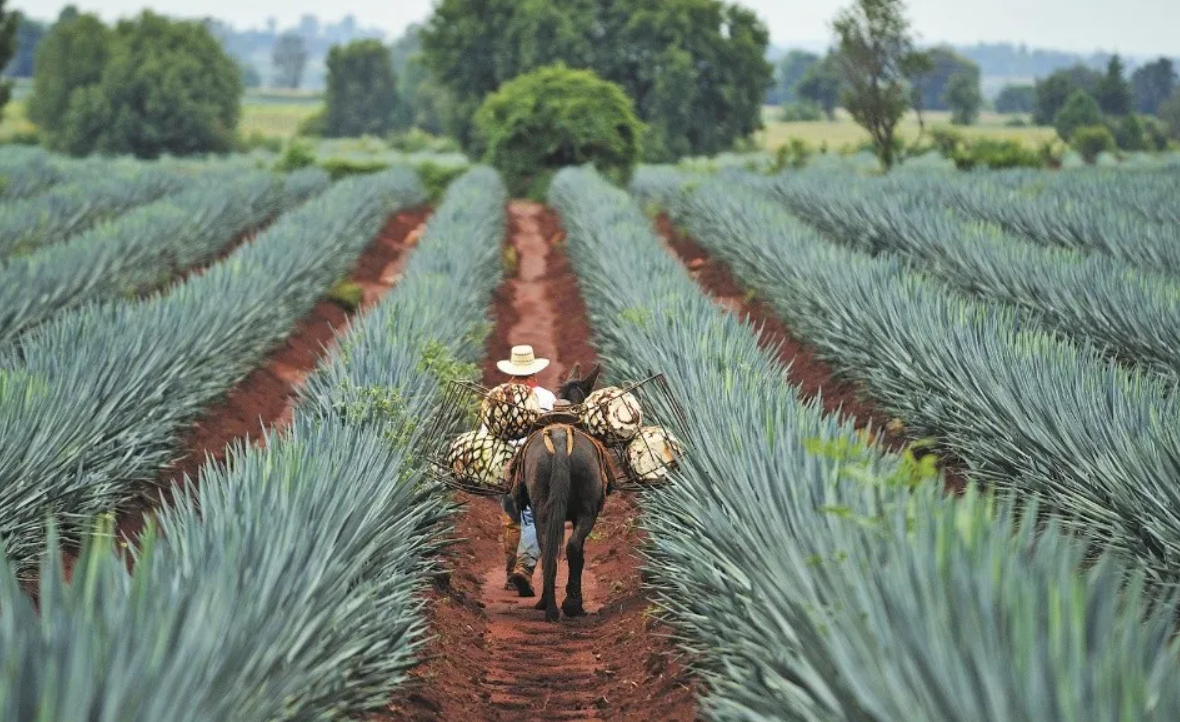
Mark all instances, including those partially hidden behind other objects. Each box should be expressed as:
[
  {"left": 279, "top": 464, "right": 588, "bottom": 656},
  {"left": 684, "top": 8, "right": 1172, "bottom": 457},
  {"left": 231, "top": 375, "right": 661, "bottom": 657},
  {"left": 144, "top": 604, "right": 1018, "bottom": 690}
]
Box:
[{"left": 15, "top": 0, "right": 1179, "bottom": 57}]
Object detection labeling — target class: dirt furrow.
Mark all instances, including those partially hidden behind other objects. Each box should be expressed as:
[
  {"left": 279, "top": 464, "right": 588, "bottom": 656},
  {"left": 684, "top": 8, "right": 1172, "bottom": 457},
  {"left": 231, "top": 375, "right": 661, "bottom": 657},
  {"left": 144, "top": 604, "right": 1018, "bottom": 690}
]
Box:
[
  {"left": 379, "top": 202, "right": 695, "bottom": 722},
  {"left": 112, "top": 206, "right": 431, "bottom": 551},
  {"left": 654, "top": 213, "right": 965, "bottom": 493}
]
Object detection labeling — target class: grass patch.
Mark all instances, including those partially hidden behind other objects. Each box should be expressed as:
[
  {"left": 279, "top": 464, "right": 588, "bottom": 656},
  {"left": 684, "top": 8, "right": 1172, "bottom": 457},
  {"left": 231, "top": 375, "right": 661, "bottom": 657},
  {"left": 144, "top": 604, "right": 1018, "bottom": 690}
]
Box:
[{"left": 328, "top": 280, "right": 364, "bottom": 311}]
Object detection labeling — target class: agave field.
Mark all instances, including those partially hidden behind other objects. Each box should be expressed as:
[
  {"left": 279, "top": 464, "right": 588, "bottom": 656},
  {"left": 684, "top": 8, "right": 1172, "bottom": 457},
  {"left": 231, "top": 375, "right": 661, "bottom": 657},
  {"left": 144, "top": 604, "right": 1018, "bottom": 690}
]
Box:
[{"left": 3, "top": 142, "right": 1180, "bottom": 721}]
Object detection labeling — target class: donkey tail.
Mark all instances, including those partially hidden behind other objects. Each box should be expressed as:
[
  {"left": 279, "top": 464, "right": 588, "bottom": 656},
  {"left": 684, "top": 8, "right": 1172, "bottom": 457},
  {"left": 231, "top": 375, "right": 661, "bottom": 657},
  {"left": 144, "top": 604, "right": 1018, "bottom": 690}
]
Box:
[{"left": 540, "top": 426, "right": 572, "bottom": 617}]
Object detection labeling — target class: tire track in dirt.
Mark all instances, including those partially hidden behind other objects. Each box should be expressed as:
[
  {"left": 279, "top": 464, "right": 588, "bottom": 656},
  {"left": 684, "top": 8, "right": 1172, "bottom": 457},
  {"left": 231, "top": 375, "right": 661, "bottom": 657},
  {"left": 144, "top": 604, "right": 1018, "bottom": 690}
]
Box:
[
  {"left": 653, "top": 213, "right": 965, "bottom": 494},
  {"left": 379, "top": 202, "right": 695, "bottom": 722},
  {"left": 102, "top": 207, "right": 430, "bottom": 564}
]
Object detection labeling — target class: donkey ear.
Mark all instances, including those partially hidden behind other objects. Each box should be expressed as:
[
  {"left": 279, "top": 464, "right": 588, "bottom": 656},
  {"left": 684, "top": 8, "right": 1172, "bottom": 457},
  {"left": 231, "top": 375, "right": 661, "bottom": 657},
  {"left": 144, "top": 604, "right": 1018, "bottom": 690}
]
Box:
[
  {"left": 567, "top": 362, "right": 581, "bottom": 381},
  {"left": 584, "top": 363, "right": 601, "bottom": 389}
]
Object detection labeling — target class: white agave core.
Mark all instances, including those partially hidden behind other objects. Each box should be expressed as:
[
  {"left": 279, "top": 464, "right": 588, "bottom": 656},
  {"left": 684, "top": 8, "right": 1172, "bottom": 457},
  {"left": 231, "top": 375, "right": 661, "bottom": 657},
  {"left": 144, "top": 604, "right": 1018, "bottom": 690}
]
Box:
[
  {"left": 480, "top": 382, "right": 542, "bottom": 440},
  {"left": 583, "top": 386, "right": 643, "bottom": 443},
  {"left": 625, "top": 425, "right": 683, "bottom": 480},
  {"left": 448, "top": 428, "right": 517, "bottom": 486}
]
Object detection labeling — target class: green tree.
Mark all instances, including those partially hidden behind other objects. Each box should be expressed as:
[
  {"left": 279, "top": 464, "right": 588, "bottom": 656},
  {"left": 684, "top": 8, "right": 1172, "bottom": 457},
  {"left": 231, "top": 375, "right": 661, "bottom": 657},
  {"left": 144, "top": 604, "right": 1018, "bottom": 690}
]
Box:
[
  {"left": 907, "top": 46, "right": 976, "bottom": 112},
  {"left": 772, "top": 50, "right": 819, "bottom": 104},
  {"left": 1159, "top": 88, "right": 1180, "bottom": 142},
  {"left": 0, "top": 1, "right": 18, "bottom": 114},
  {"left": 271, "top": 32, "right": 307, "bottom": 89},
  {"left": 419, "top": 0, "right": 771, "bottom": 161},
  {"left": 1053, "top": 89, "right": 1102, "bottom": 141},
  {"left": 1070, "top": 124, "right": 1115, "bottom": 164},
  {"left": 6, "top": 12, "right": 44, "bottom": 78},
  {"left": 832, "top": 0, "right": 914, "bottom": 171},
  {"left": 1111, "top": 113, "right": 1146, "bottom": 151},
  {"left": 1033, "top": 64, "right": 1102, "bottom": 125},
  {"left": 323, "top": 39, "right": 400, "bottom": 137},
  {"left": 26, "top": 9, "right": 111, "bottom": 141},
  {"left": 994, "top": 84, "right": 1035, "bottom": 114},
  {"left": 57, "top": 11, "right": 241, "bottom": 157},
  {"left": 797, "top": 52, "right": 842, "bottom": 121},
  {"left": 1094, "top": 54, "right": 1133, "bottom": 116},
  {"left": 473, "top": 64, "right": 642, "bottom": 198},
  {"left": 944, "top": 65, "right": 982, "bottom": 125},
  {"left": 1131, "top": 58, "right": 1177, "bottom": 116}
]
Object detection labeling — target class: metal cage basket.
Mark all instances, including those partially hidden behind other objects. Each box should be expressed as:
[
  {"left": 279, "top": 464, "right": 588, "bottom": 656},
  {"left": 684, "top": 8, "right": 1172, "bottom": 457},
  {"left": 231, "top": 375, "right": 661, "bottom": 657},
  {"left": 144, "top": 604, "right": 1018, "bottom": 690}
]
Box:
[{"left": 420, "top": 373, "right": 690, "bottom": 496}]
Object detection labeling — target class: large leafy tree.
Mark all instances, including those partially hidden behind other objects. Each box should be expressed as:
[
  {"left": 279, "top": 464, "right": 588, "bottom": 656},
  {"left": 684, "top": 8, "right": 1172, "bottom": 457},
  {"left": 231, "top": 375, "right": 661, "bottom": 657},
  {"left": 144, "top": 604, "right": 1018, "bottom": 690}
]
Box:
[
  {"left": 271, "top": 32, "right": 307, "bottom": 89},
  {"left": 796, "top": 52, "right": 842, "bottom": 121},
  {"left": 419, "top": 0, "right": 771, "bottom": 161},
  {"left": 1033, "top": 64, "right": 1102, "bottom": 125},
  {"left": 944, "top": 64, "right": 982, "bottom": 125},
  {"left": 771, "top": 50, "right": 819, "bottom": 105},
  {"left": 52, "top": 11, "right": 241, "bottom": 157},
  {"left": 1131, "top": 58, "right": 1177, "bottom": 116},
  {"left": 832, "top": 0, "right": 914, "bottom": 171},
  {"left": 994, "top": 84, "right": 1035, "bottom": 114},
  {"left": 323, "top": 39, "right": 400, "bottom": 137},
  {"left": 26, "top": 8, "right": 111, "bottom": 140},
  {"left": 474, "top": 64, "right": 642, "bottom": 197}
]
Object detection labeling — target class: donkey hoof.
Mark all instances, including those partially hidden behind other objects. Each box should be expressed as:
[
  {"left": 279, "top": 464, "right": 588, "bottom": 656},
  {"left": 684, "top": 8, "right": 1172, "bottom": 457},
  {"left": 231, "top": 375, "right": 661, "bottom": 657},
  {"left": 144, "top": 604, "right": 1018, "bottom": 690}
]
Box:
[
  {"left": 562, "top": 598, "right": 587, "bottom": 617},
  {"left": 544, "top": 606, "right": 561, "bottom": 623}
]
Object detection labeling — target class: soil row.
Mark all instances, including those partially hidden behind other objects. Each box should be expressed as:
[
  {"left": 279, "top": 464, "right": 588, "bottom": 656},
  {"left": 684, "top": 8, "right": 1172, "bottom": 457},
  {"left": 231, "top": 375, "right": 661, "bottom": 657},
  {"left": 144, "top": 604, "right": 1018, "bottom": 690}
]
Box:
[
  {"left": 24, "top": 207, "right": 430, "bottom": 596},
  {"left": 378, "top": 202, "right": 697, "bottom": 722},
  {"left": 654, "top": 214, "right": 966, "bottom": 493}
]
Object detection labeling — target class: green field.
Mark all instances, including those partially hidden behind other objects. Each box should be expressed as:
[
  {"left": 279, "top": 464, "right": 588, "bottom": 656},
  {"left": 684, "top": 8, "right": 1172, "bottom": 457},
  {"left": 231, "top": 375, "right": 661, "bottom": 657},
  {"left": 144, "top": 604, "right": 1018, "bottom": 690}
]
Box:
[{"left": 757, "top": 107, "right": 1058, "bottom": 151}]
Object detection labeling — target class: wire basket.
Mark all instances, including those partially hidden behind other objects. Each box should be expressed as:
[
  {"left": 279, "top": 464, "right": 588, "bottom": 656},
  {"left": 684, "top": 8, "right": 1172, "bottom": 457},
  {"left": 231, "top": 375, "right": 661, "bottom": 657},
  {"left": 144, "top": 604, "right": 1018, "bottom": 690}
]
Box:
[{"left": 421, "top": 373, "right": 690, "bottom": 496}]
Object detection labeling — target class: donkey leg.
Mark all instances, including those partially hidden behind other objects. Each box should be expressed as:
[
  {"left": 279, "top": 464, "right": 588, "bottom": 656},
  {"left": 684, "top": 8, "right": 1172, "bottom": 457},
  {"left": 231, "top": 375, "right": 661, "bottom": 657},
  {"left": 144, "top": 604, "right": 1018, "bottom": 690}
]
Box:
[{"left": 561, "top": 516, "right": 595, "bottom": 617}]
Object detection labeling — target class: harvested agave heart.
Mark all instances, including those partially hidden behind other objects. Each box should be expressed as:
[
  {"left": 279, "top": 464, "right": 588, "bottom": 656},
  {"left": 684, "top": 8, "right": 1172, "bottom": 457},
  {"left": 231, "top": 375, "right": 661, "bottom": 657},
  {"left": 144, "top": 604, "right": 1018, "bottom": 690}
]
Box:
[
  {"left": 582, "top": 386, "right": 643, "bottom": 444},
  {"left": 448, "top": 428, "right": 517, "bottom": 487},
  {"left": 625, "top": 425, "right": 684, "bottom": 481},
  {"left": 480, "top": 382, "right": 542, "bottom": 441}
]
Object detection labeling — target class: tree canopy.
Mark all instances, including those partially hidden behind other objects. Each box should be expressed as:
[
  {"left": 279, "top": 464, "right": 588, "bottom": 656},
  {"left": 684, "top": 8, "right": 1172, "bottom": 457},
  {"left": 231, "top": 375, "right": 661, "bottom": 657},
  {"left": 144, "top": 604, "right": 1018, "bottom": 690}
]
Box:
[
  {"left": 5, "top": 11, "right": 42, "bottom": 78},
  {"left": 1131, "top": 58, "right": 1177, "bottom": 116},
  {"left": 323, "top": 39, "right": 400, "bottom": 138},
  {"left": 1094, "top": 54, "right": 1133, "bottom": 116},
  {"left": 769, "top": 50, "right": 819, "bottom": 105},
  {"left": 26, "top": 10, "right": 112, "bottom": 140},
  {"left": 474, "top": 64, "right": 642, "bottom": 197},
  {"left": 34, "top": 11, "right": 241, "bottom": 157},
  {"left": 994, "top": 84, "right": 1035, "bottom": 114},
  {"left": 797, "top": 52, "right": 842, "bottom": 121},
  {"left": 419, "top": 0, "right": 772, "bottom": 162},
  {"left": 1053, "top": 89, "right": 1103, "bottom": 141},
  {"left": 271, "top": 32, "right": 308, "bottom": 89},
  {"left": 1034, "top": 64, "right": 1102, "bottom": 125}
]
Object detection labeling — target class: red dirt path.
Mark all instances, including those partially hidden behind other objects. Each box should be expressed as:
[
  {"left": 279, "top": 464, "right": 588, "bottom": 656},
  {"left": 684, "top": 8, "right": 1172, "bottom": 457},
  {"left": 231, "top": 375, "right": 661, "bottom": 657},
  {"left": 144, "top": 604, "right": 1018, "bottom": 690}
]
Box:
[
  {"left": 112, "top": 207, "right": 432, "bottom": 550},
  {"left": 377, "top": 203, "right": 697, "bottom": 722},
  {"left": 655, "top": 214, "right": 965, "bottom": 494}
]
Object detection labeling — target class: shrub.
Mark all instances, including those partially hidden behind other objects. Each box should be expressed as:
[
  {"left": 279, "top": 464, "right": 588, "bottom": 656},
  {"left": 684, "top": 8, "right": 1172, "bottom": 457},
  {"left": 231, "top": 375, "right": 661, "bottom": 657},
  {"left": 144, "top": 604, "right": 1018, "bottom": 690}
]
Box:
[
  {"left": 1071, "top": 124, "right": 1116, "bottom": 164},
  {"left": 1111, "top": 114, "right": 1147, "bottom": 151},
  {"left": 1053, "top": 89, "right": 1103, "bottom": 141},
  {"left": 473, "top": 64, "right": 643, "bottom": 197},
  {"left": 1142, "top": 116, "right": 1171, "bottom": 151},
  {"left": 296, "top": 108, "right": 326, "bottom": 137},
  {"left": 319, "top": 158, "right": 391, "bottom": 180},
  {"left": 949, "top": 138, "right": 1043, "bottom": 171},
  {"left": 275, "top": 141, "right": 317, "bottom": 172},
  {"left": 414, "top": 161, "right": 468, "bottom": 204}
]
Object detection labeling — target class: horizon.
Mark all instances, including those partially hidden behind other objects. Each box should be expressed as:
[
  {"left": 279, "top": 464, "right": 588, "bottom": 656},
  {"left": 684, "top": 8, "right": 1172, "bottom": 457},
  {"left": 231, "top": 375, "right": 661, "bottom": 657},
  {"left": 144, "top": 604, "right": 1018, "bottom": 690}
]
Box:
[{"left": 12, "top": 0, "right": 1179, "bottom": 59}]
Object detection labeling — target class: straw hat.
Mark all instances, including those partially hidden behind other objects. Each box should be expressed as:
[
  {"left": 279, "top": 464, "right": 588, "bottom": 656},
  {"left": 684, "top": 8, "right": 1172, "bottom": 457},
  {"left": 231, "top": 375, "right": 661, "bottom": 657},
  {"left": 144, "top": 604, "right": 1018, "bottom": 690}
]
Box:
[{"left": 497, "top": 345, "right": 550, "bottom": 377}]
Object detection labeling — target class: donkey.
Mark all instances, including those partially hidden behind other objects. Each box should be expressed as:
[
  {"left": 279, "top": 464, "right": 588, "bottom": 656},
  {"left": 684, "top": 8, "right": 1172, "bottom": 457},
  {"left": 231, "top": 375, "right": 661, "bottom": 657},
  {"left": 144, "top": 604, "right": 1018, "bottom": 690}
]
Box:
[{"left": 511, "top": 363, "right": 614, "bottom": 622}]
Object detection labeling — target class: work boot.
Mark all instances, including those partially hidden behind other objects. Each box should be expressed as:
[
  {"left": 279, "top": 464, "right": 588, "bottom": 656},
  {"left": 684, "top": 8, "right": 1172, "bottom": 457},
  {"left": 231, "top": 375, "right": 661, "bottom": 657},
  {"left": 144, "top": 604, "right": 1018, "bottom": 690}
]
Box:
[{"left": 508, "top": 561, "right": 536, "bottom": 597}]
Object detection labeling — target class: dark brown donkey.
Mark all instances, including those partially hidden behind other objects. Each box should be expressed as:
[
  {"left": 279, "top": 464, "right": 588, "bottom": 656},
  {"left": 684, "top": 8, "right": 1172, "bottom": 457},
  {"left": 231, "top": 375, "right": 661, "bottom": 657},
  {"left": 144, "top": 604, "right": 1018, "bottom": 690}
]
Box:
[{"left": 510, "top": 363, "right": 614, "bottom": 622}]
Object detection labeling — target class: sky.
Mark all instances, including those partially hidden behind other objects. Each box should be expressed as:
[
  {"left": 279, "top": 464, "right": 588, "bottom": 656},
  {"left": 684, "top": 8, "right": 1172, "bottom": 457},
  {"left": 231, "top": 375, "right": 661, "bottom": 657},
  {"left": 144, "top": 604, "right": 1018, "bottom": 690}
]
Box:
[{"left": 15, "top": 0, "right": 1180, "bottom": 57}]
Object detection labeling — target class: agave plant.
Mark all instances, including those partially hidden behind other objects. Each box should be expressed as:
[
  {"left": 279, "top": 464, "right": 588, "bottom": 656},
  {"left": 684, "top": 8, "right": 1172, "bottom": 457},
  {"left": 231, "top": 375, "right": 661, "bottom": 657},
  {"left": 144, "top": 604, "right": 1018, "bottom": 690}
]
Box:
[
  {"left": 662, "top": 176, "right": 1180, "bottom": 591},
  {"left": 755, "top": 171, "right": 1180, "bottom": 386},
  {"left": 0, "top": 169, "right": 423, "bottom": 575},
  {"left": 0, "top": 165, "right": 506, "bottom": 720},
  {"left": 553, "top": 165, "right": 1180, "bottom": 721},
  {"left": 0, "top": 168, "right": 331, "bottom": 347}
]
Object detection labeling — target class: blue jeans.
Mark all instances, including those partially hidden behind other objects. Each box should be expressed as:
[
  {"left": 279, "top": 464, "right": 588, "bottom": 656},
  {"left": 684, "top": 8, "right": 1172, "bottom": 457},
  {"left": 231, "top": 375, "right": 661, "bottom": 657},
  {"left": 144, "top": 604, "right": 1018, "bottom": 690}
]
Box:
[{"left": 501, "top": 494, "right": 539, "bottom": 570}]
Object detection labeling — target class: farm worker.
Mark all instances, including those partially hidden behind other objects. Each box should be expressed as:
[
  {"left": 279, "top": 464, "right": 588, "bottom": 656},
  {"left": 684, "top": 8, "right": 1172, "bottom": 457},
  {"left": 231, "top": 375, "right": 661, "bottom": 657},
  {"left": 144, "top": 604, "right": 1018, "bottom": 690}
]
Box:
[{"left": 494, "top": 345, "right": 555, "bottom": 597}]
